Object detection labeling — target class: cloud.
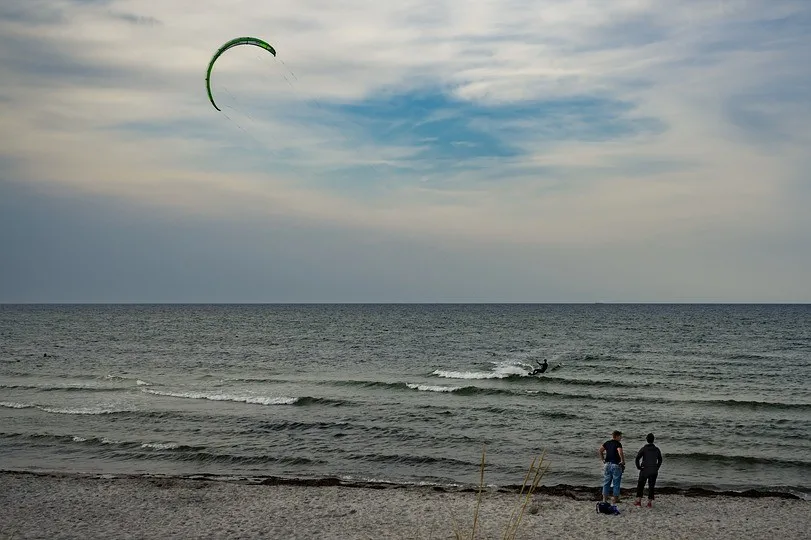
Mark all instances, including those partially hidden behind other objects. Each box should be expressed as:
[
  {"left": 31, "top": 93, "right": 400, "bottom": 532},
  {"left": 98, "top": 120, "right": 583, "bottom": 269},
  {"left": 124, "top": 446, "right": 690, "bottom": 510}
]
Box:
[{"left": 1, "top": 0, "right": 810, "bottom": 300}]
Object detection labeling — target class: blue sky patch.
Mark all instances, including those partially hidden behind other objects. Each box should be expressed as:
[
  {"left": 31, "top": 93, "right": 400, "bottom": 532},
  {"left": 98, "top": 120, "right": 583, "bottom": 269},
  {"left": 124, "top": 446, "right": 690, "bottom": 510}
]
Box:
[{"left": 319, "top": 87, "right": 664, "bottom": 168}]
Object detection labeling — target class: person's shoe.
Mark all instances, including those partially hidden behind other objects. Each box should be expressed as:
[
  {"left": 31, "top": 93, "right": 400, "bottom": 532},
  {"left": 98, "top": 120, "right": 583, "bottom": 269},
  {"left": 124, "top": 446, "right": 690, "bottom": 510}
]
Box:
[
  {"left": 646, "top": 501, "right": 653, "bottom": 508},
  {"left": 634, "top": 500, "right": 642, "bottom": 507}
]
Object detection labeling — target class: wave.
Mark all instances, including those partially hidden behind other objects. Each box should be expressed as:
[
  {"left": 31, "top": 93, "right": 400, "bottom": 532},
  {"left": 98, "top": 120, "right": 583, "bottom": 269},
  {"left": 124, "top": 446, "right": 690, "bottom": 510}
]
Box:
[
  {"left": 715, "top": 352, "right": 773, "bottom": 361},
  {"left": 40, "top": 406, "right": 136, "bottom": 415},
  {"left": 293, "top": 396, "right": 351, "bottom": 407},
  {"left": 0, "top": 432, "right": 206, "bottom": 452},
  {"left": 329, "top": 380, "right": 603, "bottom": 401},
  {"left": 335, "top": 380, "right": 593, "bottom": 400},
  {"left": 130, "top": 450, "right": 323, "bottom": 467},
  {"left": 431, "top": 368, "right": 523, "bottom": 380},
  {"left": 670, "top": 452, "right": 811, "bottom": 469},
  {"left": 252, "top": 420, "right": 352, "bottom": 433},
  {"left": 0, "top": 372, "right": 148, "bottom": 383},
  {"left": 408, "top": 386, "right": 811, "bottom": 410},
  {"left": 106, "top": 375, "right": 155, "bottom": 386},
  {"left": 0, "top": 432, "right": 307, "bottom": 468},
  {"left": 0, "top": 401, "right": 136, "bottom": 415},
  {"left": 141, "top": 388, "right": 297, "bottom": 405},
  {"left": 501, "top": 374, "right": 643, "bottom": 388},
  {"left": 140, "top": 389, "right": 349, "bottom": 408},
  {"left": 659, "top": 351, "right": 778, "bottom": 363},
  {"left": 0, "top": 373, "right": 154, "bottom": 391},
  {"left": 247, "top": 420, "right": 490, "bottom": 447},
  {"left": 0, "top": 383, "right": 126, "bottom": 392},
  {"left": 532, "top": 410, "right": 580, "bottom": 419},
  {"left": 0, "top": 401, "right": 31, "bottom": 409},
  {"left": 221, "top": 377, "right": 289, "bottom": 384},
  {"left": 405, "top": 383, "right": 460, "bottom": 393},
  {"left": 347, "top": 451, "right": 473, "bottom": 469},
  {"left": 140, "top": 442, "right": 185, "bottom": 450},
  {"left": 432, "top": 386, "right": 811, "bottom": 412},
  {"left": 414, "top": 404, "right": 513, "bottom": 415},
  {"left": 335, "top": 379, "right": 489, "bottom": 395},
  {"left": 453, "top": 386, "right": 524, "bottom": 397},
  {"left": 429, "top": 368, "right": 644, "bottom": 389},
  {"left": 683, "top": 398, "right": 811, "bottom": 412},
  {"left": 334, "top": 380, "right": 413, "bottom": 391}
]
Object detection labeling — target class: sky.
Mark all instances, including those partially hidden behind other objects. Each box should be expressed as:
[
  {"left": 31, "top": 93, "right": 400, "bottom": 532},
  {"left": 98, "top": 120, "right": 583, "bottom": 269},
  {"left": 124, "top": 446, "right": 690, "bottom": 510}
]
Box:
[{"left": 1, "top": 0, "right": 810, "bottom": 302}]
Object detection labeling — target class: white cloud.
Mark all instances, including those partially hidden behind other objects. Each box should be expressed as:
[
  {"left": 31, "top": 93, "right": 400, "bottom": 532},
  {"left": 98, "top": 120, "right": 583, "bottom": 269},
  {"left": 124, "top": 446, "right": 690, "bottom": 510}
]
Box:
[{"left": 1, "top": 0, "right": 809, "bottom": 299}]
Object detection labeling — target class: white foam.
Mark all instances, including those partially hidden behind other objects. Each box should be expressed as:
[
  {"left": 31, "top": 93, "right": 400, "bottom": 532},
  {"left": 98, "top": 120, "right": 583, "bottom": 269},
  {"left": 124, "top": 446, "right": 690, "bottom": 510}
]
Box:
[
  {"left": 39, "top": 406, "right": 134, "bottom": 415},
  {"left": 141, "top": 388, "right": 298, "bottom": 406},
  {"left": 141, "top": 442, "right": 179, "bottom": 450},
  {"left": 433, "top": 359, "right": 537, "bottom": 380},
  {"left": 406, "top": 383, "right": 460, "bottom": 393},
  {"left": 102, "top": 374, "right": 152, "bottom": 387},
  {"left": 0, "top": 401, "right": 32, "bottom": 409},
  {"left": 1, "top": 400, "right": 134, "bottom": 415},
  {"left": 492, "top": 361, "right": 537, "bottom": 377},
  {"left": 432, "top": 370, "right": 507, "bottom": 380}
]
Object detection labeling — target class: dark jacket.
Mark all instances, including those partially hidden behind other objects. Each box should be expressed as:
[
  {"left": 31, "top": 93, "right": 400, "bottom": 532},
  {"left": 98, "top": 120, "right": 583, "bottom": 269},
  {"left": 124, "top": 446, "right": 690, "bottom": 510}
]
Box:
[{"left": 635, "top": 443, "right": 663, "bottom": 471}]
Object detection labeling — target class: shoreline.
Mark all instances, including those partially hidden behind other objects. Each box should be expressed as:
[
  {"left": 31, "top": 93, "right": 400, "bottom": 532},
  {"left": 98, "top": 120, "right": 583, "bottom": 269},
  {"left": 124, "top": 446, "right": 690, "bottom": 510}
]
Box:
[
  {"left": 2, "top": 470, "right": 809, "bottom": 539},
  {"left": 2, "top": 468, "right": 805, "bottom": 500}
]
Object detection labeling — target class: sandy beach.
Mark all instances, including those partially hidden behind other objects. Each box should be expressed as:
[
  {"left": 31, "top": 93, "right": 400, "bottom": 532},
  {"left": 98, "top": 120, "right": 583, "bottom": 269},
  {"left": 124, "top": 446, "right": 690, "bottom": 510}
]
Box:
[{"left": 1, "top": 472, "right": 808, "bottom": 539}]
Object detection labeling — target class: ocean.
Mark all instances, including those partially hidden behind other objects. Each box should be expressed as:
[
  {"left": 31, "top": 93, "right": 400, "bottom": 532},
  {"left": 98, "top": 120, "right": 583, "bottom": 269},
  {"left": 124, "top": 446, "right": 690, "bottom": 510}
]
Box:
[{"left": 1, "top": 304, "right": 809, "bottom": 499}]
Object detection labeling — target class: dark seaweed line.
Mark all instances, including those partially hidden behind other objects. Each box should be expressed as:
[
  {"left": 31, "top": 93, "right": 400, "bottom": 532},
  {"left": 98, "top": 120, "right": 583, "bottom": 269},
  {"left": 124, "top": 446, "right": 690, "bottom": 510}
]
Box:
[{"left": 1, "top": 470, "right": 806, "bottom": 500}]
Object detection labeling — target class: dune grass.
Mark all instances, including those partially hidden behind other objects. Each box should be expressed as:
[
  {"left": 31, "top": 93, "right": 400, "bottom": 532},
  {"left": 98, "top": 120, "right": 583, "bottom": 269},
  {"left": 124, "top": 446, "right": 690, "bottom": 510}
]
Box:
[{"left": 450, "top": 445, "right": 550, "bottom": 540}]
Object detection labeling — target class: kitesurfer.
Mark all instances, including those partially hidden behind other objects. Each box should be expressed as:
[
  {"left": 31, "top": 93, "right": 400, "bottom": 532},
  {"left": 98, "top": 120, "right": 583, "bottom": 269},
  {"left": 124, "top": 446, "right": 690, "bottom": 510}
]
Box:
[{"left": 530, "top": 359, "right": 549, "bottom": 375}]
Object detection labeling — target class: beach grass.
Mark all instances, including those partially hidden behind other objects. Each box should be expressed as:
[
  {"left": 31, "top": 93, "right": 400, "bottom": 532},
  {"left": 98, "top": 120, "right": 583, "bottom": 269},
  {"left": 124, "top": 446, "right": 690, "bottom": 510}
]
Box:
[{"left": 451, "top": 445, "right": 550, "bottom": 540}]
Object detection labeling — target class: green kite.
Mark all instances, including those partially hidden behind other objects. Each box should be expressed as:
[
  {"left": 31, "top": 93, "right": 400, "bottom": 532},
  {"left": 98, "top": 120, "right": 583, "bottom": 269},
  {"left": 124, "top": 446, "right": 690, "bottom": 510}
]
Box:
[{"left": 205, "top": 37, "right": 277, "bottom": 111}]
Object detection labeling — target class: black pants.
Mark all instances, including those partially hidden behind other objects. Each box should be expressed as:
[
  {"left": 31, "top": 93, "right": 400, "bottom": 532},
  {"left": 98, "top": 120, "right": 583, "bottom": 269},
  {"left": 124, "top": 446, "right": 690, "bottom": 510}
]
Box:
[{"left": 636, "top": 469, "right": 658, "bottom": 499}]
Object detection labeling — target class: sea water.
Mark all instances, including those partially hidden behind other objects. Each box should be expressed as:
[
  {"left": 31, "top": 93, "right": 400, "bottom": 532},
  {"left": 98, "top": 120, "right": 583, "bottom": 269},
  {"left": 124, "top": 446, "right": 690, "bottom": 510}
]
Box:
[{"left": 1, "top": 304, "right": 809, "bottom": 498}]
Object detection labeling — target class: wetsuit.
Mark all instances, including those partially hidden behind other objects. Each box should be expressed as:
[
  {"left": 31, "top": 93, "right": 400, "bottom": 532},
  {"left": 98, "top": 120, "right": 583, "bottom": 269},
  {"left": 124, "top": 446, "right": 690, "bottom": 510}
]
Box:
[{"left": 635, "top": 443, "right": 663, "bottom": 500}]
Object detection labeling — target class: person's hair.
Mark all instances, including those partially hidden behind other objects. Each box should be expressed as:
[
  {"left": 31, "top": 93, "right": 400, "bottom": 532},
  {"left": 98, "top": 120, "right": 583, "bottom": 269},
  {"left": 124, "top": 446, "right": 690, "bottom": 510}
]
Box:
[
  {"left": 612, "top": 430, "right": 622, "bottom": 438},
  {"left": 646, "top": 433, "right": 655, "bottom": 443}
]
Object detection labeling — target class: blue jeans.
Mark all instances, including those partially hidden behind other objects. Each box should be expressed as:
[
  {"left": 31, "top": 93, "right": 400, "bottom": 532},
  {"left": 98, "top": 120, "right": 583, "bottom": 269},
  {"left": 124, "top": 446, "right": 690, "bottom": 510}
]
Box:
[{"left": 602, "top": 463, "right": 623, "bottom": 498}]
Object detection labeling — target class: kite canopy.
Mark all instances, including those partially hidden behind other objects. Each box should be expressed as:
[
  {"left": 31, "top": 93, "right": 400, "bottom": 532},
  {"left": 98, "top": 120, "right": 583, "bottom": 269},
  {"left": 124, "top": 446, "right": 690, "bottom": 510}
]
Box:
[{"left": 205, "top": 37, "right": 277, "bottom": 111}]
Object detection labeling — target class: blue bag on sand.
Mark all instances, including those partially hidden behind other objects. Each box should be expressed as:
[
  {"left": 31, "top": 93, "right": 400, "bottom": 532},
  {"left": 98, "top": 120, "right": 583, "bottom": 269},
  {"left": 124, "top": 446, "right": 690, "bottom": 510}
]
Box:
[{"left": 596, "top": 502, "right": 620, "bottom": 515}]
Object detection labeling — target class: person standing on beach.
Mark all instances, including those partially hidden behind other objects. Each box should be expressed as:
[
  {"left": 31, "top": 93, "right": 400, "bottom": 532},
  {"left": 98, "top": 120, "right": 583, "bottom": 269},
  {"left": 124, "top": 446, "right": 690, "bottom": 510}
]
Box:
[
  {"left": 634, "top": 433, "right": 663, "bottom": 507},
  {"left": 599, "top": 430, "right": 625, "bottom": 504}
]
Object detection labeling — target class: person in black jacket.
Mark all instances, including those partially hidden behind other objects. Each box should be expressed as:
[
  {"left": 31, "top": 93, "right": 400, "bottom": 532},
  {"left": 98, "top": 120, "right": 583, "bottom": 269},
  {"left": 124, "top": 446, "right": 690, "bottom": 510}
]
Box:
[{"left": 634, "top": 433, "right": 663, "bottom": 507}]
